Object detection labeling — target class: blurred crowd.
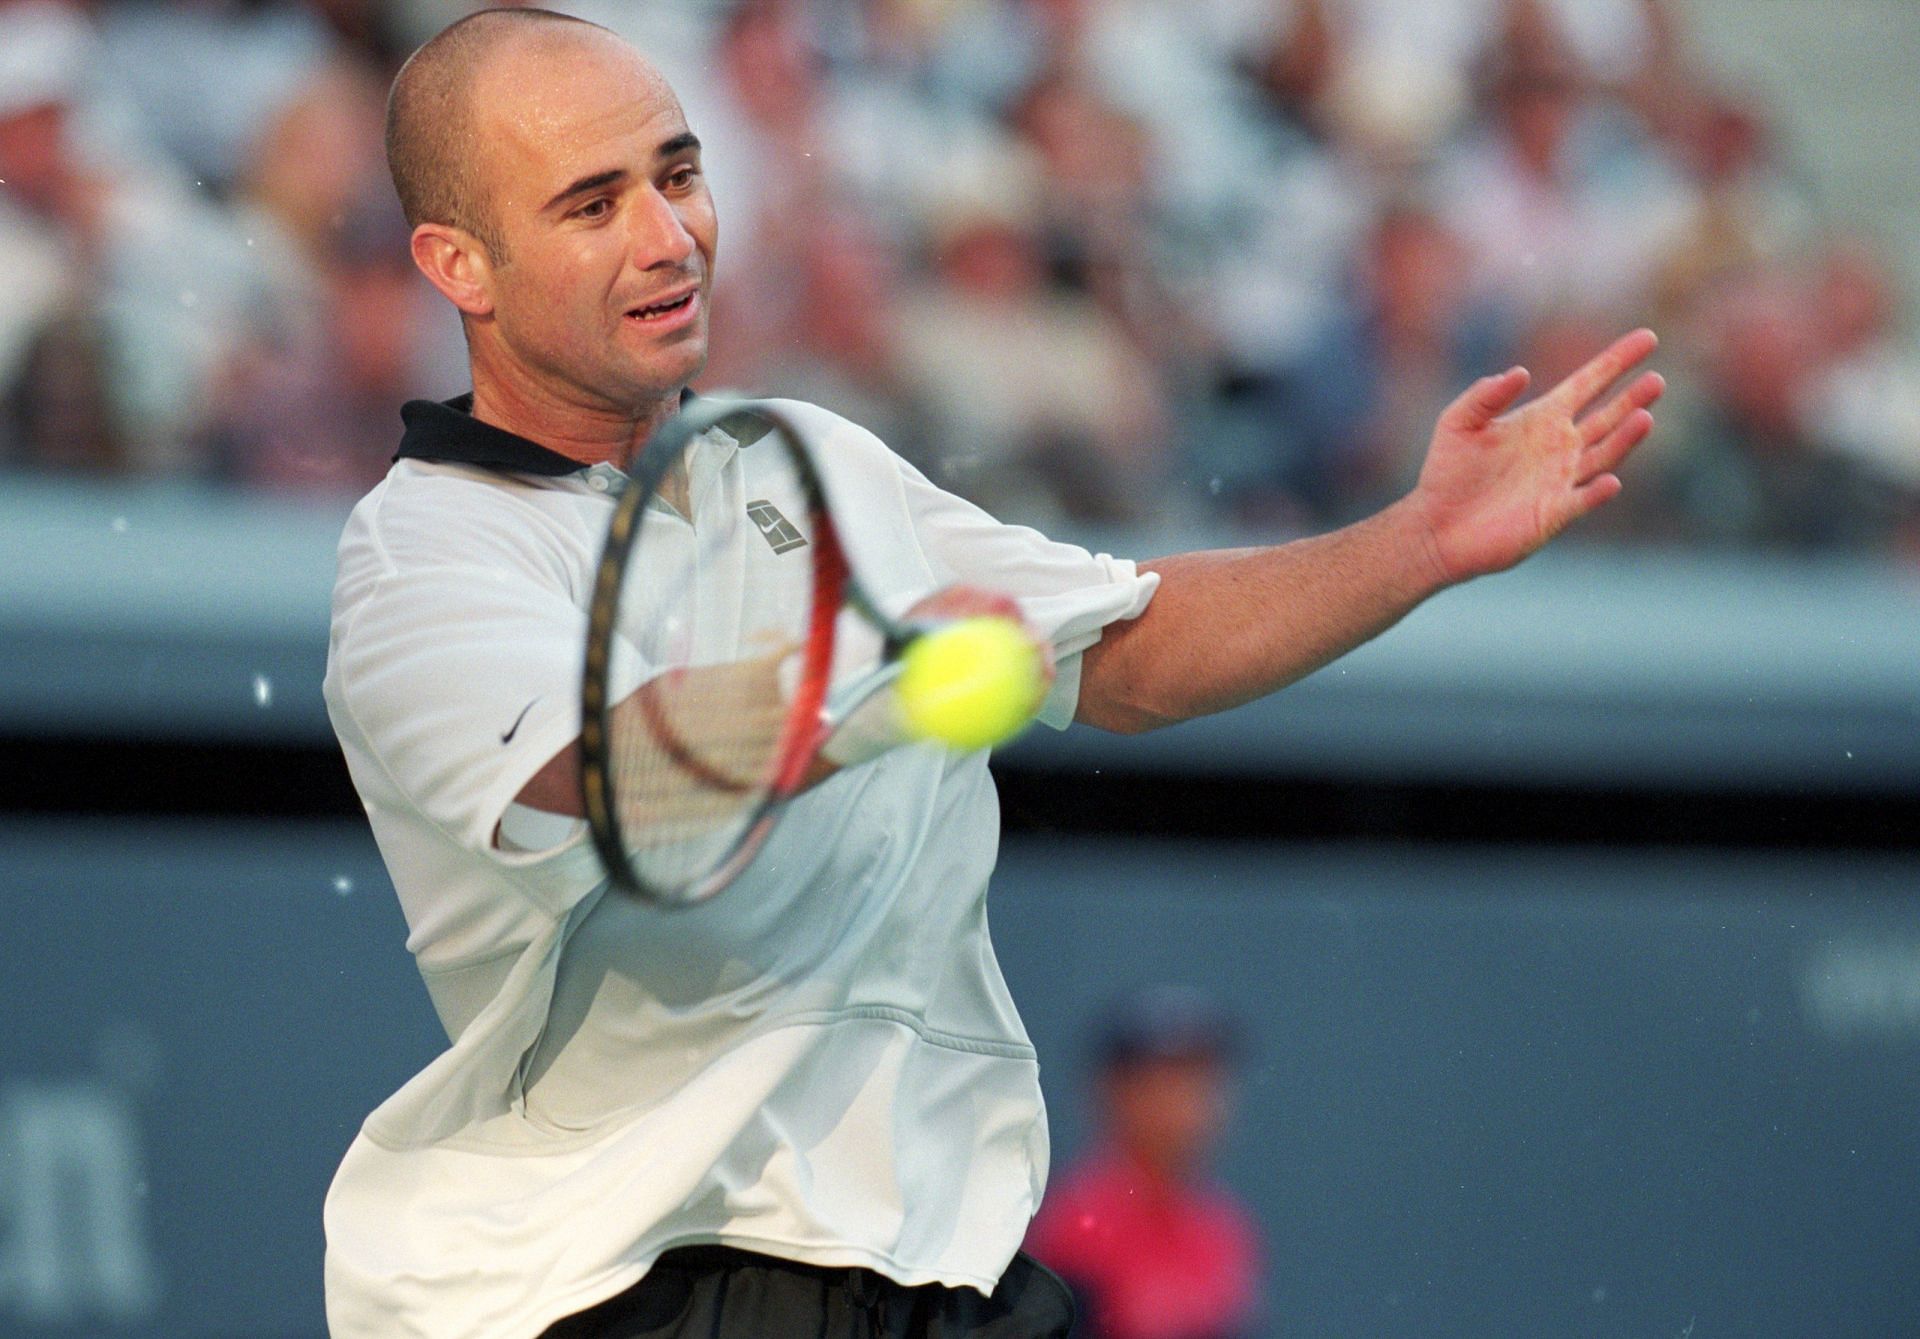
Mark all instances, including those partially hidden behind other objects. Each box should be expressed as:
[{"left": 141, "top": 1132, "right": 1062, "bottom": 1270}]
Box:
[{"left": 4, "top": 0, "right": 1919, "bottom": 553}]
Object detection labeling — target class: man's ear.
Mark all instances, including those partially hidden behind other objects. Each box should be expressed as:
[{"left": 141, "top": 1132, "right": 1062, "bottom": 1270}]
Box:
[{"left": 410, "top": 223, "right": 496, "bottom": 318}]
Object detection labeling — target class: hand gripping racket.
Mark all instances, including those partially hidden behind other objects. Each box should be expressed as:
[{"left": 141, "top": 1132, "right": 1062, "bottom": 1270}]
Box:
[{"left": 579, "top": 398, "right": 1044, "bottom": 906}]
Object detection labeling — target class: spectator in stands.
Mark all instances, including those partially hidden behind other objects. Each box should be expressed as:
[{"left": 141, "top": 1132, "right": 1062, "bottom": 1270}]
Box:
[
  {"left": 1214, "top": 200, "right": 1507, "bottom": 527},
  {"left": 1247, "top": 0, "right": 1341, "bottom": 145},
  {"left": 750, "top": 209, "right": 915, "bottom": 451},
  {"left": 206, "top": 196, "right": 438, "bottom": 493},
  {"left": 0, "top": 48, "right": 115, "bottom": 469},
  {"left": 0, "top": 0, "right": 268, "bottom": 477},
  {"left": 236, "top": 55, "right": 391, "bottom": 276},
  {"left": 1008, "top": 70, "right": 1156, "bottom": 325},
  {"left": 818, "top": 0, "right": 1039, "bottom": 243},
  {"left": 1026, "top": 985, "right": 1262, "bottom": 1339},
  {"left": 0, "top": 0, "right": 1910, "bottom": 561},
  {"left": 0, "top": 1, "right": 122, "bottom": 472},
  {"left": 844, "top": 0, "right": 1042, "bottom": 116},
  {"left": 1435, "top": 20, "right": 1690, "bottom": 332},
  {"left": 199, "top": 48, "right": 463, "bottom": 494},
  {"left": 1797, "top": 235, "right": 1920, "bottom": 550},
  {"left": 1659, "top": 271, "right": 1898, "bottom": 549},
  {"left": 95, "top": 0, "right": 339, "bottom": 196},
  {"left": 691, "top": 0, "right": 834, "bottom": 391},
  {"left": 1647, "top": 89, "right": 1812, "bottom": 334},
  {"left": 892, "top": 135, "right": 1170, "bottom": 524}
]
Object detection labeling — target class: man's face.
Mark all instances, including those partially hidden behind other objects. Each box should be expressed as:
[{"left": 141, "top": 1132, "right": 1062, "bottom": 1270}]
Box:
[{"left": 466, "top": 34, "right": 717, "bottom": 412}]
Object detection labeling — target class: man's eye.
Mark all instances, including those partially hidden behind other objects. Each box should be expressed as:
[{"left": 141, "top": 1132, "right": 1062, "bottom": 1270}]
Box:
[
  {"left": 665, "top": 165, "right": 700, "bottom": 190},
  {"left": 576, "top": 198, "right": 612, "bottom": 220}
]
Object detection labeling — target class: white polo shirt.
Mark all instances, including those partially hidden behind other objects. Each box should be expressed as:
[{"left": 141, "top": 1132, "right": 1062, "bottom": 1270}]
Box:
[{"left": 321, "top": 396, "right": 1158, "bottom": 1339}]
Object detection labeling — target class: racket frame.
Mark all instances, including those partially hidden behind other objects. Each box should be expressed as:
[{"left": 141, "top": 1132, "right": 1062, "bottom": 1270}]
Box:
[{"left": 580, "top": 399, "right": 914, "bottom": 905}]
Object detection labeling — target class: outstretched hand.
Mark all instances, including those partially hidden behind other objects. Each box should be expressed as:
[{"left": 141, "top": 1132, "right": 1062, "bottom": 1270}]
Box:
[{"left": 1410, "top": 328, "right": 1663, "bottom": 584}]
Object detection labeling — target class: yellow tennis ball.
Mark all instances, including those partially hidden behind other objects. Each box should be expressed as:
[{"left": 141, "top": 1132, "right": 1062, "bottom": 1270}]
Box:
[{"left": 895, "top": 616, "right": 1045, "bottom": 750}]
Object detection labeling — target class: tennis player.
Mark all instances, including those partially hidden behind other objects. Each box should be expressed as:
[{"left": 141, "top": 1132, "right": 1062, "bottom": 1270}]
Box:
[{"left": 321, "top": 9, "right": 1663, "bottom": 1338}]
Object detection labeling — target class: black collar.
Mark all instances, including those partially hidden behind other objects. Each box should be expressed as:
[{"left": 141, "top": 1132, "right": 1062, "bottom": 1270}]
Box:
[
  {"left": 394, "top": 391, "right": 704, "bottom": 475},
  {"left": 394, "top": 395, "right": 583, "bottom": 475}
]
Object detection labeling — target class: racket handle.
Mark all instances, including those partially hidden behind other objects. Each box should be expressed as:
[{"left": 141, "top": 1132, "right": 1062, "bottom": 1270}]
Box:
[{"left": 819, "top": 663, "right": 908, "bottom": 768}]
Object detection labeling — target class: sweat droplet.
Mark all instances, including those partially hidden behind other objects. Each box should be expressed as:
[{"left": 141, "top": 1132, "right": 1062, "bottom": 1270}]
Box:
[{"left": 253, "top": 674, "right": 273, "bottom": 708}]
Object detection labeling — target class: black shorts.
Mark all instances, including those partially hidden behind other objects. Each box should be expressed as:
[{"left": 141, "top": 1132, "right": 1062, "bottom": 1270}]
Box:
[{"left": 540, "top": 1244, "right": 1076, "bottom": 1339}]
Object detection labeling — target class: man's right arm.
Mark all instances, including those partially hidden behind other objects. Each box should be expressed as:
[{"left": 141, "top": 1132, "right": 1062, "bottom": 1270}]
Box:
[{"left": 509, "top": 584, "right": 1044, "bottom": 820}]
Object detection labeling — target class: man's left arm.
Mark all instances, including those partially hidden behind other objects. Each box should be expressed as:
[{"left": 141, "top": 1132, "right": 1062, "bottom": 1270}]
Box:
[{"left": 1077, "top": 329, "right": 1664, "bottom": 733}]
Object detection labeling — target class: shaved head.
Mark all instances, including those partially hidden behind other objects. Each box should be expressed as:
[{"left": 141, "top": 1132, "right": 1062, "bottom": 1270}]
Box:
[
  {"left": 394, "top": 3, "right": 715, "bottom": 440},
  {"left": 385, "top": 7, "right": 612, "bottom": 262}
]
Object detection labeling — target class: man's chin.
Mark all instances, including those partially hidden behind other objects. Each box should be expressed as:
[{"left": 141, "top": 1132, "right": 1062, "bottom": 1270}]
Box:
[{"left": 595, "top": 346, "right": 709, "bottom": 417}]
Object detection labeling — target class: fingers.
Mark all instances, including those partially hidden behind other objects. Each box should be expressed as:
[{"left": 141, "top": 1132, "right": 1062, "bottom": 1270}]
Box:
[
  {"left": 905, "top": 585, "right": 1054, "bottom": 677},
  {"left": 1440, "top": 365, "right": 1531, "bottom": 433},
  {"left": 1549, "top": 327, "right": 1658, "bottom": 416},
  {"left": 1579, "top": 370, "right": 1665, "bottom": 447},
  {"left": 1580, "top": 407, "right": 1656, "bottom": 483},
  {"left": 910, "top": 585, "right": 1056, "bottom": 684},
  {"left": 1568, "top": 471, "right": 1624, "bottom": 518},
  {"left": 909, "top": 584, "right": 1023, "bottom": 624}
]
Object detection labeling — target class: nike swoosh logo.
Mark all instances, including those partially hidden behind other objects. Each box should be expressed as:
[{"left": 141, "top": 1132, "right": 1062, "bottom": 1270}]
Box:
[{"left": 501, "top": 698, "right": 540, "bottom": 745}]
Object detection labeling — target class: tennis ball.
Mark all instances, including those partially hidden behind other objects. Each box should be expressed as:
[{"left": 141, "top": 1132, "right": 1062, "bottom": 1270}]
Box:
[{"left": 896, "top": 617, "right": 1045, "bottom": 750}]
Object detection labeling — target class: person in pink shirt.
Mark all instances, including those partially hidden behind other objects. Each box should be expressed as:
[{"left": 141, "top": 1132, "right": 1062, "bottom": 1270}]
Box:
[{"left": 1026, "top": 987, "right": 1262, "bottom": 1339}]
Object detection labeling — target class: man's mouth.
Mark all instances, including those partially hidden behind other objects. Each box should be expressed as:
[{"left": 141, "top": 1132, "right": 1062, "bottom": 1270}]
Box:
[{"left": 626, "top": 291, "right": 697, "bottom": 322}]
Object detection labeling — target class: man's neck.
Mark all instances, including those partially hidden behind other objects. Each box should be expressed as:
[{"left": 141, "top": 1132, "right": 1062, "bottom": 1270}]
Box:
[{"left": 468, "top": 361, "right": 680, "bottom": 472}]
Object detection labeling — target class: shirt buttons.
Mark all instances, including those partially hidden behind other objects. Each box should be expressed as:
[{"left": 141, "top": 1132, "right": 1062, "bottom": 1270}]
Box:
[{"left": 584, "top": 465, "right": 629, "bottom": 496}]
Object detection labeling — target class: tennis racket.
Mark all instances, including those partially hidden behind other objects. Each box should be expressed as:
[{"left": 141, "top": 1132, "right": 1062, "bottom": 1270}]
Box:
[{"left": 579, "top": 398, "right": 1038, "bottom": 906}]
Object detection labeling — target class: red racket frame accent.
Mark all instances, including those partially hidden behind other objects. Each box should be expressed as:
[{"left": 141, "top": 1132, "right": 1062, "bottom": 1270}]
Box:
[
  {"left": 769, "top": 498, "right": 846, "bottom": 794},
  {"left": 582, "top": 399, "right": 911, "bottom": 904}
]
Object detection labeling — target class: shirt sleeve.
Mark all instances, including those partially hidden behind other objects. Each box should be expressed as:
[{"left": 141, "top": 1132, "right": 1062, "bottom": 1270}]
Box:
[
  {"left": 888, "top": 455, "right": 1159, "bottom": 730},
  {"left": 325, "top": 482, "right": 644, "bottom": 863}
]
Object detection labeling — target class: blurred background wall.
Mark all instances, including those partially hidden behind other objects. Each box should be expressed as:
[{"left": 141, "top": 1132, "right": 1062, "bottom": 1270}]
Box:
[{"left": 1, "top": 0, "right": 1917, "bottom": 1336}]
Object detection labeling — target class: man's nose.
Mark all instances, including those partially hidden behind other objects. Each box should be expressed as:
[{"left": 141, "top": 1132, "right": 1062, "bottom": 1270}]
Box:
[{"left": 628, "top": 187, "right": 696, "bottom": 269}]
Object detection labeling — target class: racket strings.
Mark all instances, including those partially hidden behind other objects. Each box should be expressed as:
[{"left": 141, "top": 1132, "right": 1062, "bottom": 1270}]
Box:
[
  {"left": 610, "top": 653, "right": 790, "bottom": 849},
  {"left": 587, "top": 407, "right": 838, "bottom": 900}
]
